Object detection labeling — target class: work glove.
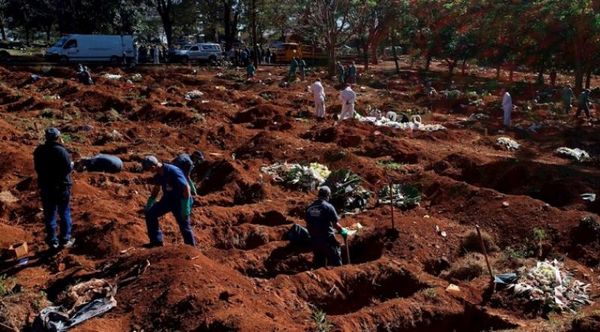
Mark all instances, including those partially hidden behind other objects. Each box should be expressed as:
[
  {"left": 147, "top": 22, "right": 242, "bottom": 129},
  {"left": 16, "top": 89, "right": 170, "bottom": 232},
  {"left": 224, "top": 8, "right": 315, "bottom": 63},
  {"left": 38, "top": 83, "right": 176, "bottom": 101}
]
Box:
[
  {"left": 145, "top": 196, "right": 156, "bottom": 212},
  {"left": 340, "top": 228, "right": 349, "bottom": 239},
  {"left": 190, "top": 180, "right": 198, "bottom": 196},
  {"left": 181, "top": 198, "right": 192, "bottom": 219}
]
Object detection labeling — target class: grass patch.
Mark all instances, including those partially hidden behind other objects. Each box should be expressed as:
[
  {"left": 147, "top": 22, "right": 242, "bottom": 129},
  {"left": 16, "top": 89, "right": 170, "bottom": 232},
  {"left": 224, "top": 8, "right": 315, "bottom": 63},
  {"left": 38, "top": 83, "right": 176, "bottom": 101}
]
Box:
[
  {"left": 377, "top": 160, "right": 406, "bottom": 171},
  {"left": 311, "top": 308, "right": 333, "bottom": 332},
  {"left": 461, "top": 229, "right": 499, "bottom": 255}
]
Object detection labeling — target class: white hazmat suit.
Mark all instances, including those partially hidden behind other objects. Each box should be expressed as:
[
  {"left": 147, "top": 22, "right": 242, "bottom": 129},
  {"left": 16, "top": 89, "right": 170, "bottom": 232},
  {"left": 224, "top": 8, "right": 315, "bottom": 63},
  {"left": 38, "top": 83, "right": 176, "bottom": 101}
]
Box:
[
  {"left": 311, "top": 81, "right": 326, "bottom": 118},
  {"left": 502, "top": 92, "right": 512, "bottom": 127},
  {"left": 339, "top": 86, "right": 356, "bottom": 121}
]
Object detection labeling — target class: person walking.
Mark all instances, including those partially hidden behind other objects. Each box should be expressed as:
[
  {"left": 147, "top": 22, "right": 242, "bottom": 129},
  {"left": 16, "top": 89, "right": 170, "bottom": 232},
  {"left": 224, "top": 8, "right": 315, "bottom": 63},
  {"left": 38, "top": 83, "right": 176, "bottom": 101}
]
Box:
[
  {"left": 311, "top": 78, "right": 326, "bottom": 119},
  {"left": 561, "top": 85, "right": 574, "bottom": 114},
  {"left": 33, "top": 128, "right": 75, "bottom": 250},
  {"left": 338, "top": 84, "right": 357, "bottom": 121},
  {"left": 576, "top": 88, "right": 592, "bottom": 120},
  {"left": 502, "top": 88, "right": 513, "bottom": 128},
  {"left": 336, "top": 61, "right": 345, "bottom": 85}
]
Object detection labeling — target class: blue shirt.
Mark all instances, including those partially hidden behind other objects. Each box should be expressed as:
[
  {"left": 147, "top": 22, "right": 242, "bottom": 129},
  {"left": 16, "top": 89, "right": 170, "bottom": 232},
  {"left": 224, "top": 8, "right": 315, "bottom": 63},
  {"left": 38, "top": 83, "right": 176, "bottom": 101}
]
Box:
[
  {"left": 305, "top": 199, "right": 339, "bottom": 241},
  {"left": 171, "top": 154, "right": 193, "bottom": 177},
  {"left": 155, "top": 164, "right": 188, "bottom": 200}
]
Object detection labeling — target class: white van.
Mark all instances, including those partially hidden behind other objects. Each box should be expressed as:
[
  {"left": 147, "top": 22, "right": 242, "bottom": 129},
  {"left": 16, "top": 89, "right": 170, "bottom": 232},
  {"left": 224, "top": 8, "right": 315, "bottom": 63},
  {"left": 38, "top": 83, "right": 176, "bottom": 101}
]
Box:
[{"left": 45, "top": 34, "right": 134, "bottom": 63}]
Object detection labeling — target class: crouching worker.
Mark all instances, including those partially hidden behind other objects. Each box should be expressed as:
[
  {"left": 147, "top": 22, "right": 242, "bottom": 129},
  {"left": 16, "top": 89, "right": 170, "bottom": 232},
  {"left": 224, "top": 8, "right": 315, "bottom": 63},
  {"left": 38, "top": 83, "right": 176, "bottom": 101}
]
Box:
[
  {"left": 305, "top": 186, "right": 349, "bottom": 268},
  {"left": 75, "top": 154, "right": 123, "bottom": 173},
  {"left": 142, "top": 155, "right": 195, "bottom": 248}
]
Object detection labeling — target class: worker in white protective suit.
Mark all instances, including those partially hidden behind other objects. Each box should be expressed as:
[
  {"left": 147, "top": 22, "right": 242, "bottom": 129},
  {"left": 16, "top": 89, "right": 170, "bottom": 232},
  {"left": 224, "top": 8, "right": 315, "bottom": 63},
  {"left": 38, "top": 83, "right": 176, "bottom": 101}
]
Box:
[
  {"left": 338, "top": 84, "right": 356, "bottom": 122},
  {"left": 502, "top": 88, "right": 513, "bottom": 128},
  {"left": 311, "top": 78, "right": 326, "bottom": 119}
]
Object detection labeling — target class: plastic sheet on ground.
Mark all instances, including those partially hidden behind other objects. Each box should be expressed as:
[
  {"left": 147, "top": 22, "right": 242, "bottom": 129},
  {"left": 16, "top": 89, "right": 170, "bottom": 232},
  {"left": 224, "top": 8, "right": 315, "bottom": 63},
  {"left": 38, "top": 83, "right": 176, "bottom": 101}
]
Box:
[
  {"left": 377, "top": 184, "right": 421, "bottom": 209},
  {"left": 357, "top": 113, "right": 446, "bottom": 132},
  {"left": 102, "top": 74, "right": 122, "bottom": 80},
  {"left": 38, "top": 279, "right": 117, "bottom": 331},
  {"left": 496, "top": 137, "right": 520, "bottom": 151},
  {"left": 185, "top": 90, "right": 204, "bottom": 100},
  {"left": 261, "top": 162, "right": 330, "bottom": 191},
  {"left": 509, "top": 260, "right": 591, "bottom": 313},
  {"left": 555, "top": 147, "right": 590, "bottom": 162}
]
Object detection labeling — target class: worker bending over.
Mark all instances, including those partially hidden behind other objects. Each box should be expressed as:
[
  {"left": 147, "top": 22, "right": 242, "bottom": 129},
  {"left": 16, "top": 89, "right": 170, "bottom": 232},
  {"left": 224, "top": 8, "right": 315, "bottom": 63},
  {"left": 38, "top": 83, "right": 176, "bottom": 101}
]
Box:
[
  {"left": 305, "top": 186, "right": 348, "bottom": 268},
  {"left": 142, "top": 156, "right": 195, "bottom": 247},
  {"left": 338, "top": 84, "right": 357, "bottom": 121}
]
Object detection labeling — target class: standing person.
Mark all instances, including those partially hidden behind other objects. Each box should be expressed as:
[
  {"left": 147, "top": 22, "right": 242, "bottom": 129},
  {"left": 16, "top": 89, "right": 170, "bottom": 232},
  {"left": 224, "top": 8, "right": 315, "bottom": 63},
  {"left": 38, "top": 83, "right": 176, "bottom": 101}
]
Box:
[
  {"left": 153, "top": 45, "right": 160, "bottom": 64},
  {"left": 549, "top": 69, "right": 557, "bottom": 87},
  {"left": 33, "top": 128, "right": 75, "bottom": 250},
  {"left": 576, "top": 88, "right": 592, "bottom": 120},
  {"left": 561, "top": 85, "right": 574, "bottom": 114},
  {"left": 311, "top": 78, "right": 326, "bottom": 119},
  {"left": 336, "top": 61, "right": 345, "bottom": 85},
  {"left": 347, "top": 61, "right": 357, "bottom": 84},
  {"left": 246, "top": 61, "right": 256, "bottom": 79},
  {"left": 501, "top": 88, "right": 513, "bottom": 128},
  {"left": 142, "top": 156, "right": 195, "bottom": 247},
  {"left": 305, "top": 186, "right": 348, "bottom": 268},
  {"left": 289, "top": 57, "right": 298, "bottom": 82},
  {"left": 298, "top": 58, "right": 307, "bottom": 81},
  {"left": 133, "top": 43, "right": 139, "bottom": 66},
  {"left": 338, "top": 84, "right": 357, "bottom": 121}
]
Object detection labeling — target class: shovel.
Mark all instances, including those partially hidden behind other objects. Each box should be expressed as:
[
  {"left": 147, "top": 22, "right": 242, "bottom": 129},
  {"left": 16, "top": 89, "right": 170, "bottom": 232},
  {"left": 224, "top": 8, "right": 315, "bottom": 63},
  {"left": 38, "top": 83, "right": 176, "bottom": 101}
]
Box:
[{"left": 344, "top": 236, "right": 351, "bottom": 265}]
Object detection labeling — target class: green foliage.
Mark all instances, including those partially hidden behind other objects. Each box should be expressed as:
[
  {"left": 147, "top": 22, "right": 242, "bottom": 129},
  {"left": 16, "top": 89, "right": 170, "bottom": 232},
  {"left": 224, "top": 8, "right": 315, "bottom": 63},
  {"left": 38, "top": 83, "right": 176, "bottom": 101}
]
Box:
[
  {"left": 532, "top": 227, "right": 547, "bottom": 243},
  {"left": 376, "top": 160, "right": 405, "bottom": 171},
  {"left": 0, "top": 275, "right": 15, "bottom": 297},
  {"left": 311, "top": 308, "right": 333, "bottom": 332}
]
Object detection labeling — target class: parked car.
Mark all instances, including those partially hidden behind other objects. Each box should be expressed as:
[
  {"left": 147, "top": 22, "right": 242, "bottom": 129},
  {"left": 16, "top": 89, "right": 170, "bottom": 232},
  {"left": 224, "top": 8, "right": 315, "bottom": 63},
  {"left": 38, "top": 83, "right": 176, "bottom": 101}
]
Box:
[
  {"left": 45, "top": 34, "right": 134, "bottom": 63},
  {"left": 170, "top": 43, "right": 223, "bottom": 63}
]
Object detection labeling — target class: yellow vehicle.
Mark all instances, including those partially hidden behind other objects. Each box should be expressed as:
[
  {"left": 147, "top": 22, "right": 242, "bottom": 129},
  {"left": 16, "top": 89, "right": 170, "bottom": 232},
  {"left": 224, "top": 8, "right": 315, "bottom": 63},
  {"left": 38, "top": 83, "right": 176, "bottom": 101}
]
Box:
[
  {"left": 272, "top": 43, "right": 327, "bottom": 64},
  {"left": 273, "top": 43, "right": 301, "bottom": 63}
]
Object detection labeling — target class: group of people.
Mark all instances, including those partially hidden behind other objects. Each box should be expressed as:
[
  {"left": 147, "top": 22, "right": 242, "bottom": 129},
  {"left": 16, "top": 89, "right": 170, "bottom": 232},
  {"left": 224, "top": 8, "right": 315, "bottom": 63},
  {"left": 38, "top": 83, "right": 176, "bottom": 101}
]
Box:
[
  {"left": 336, "top": 61, "right": 357, "bottom": 85},
  {"left": 228, "top": 46, "right": 273, "bottom": 67},
  {"left": 135, "top": 44, "right": 167, "bottom": 64},
  {"left": 309, "top": 79, "right": 357, "bottom": 122},
  {"left": 33, "top": 127, "right": 204, "bottom": 250},
  {"left": 502, "top": 85, "right": 594, "bottom": 128},
  {"left": 33, "top": 126, "right": 348, "bottom": 267},
  {"left": 289, "top": 57, "right": 308, "bottom": 82}
]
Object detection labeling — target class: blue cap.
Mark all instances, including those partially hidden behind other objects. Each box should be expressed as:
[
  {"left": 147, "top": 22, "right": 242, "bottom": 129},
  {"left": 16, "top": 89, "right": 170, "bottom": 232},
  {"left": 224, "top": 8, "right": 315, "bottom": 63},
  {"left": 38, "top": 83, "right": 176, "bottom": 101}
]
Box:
[
  {"left": 142, "top": 155, "right": 159, "bottom": 171},
  {"left": 45, "top": 127, "right": 60, "bottom": 141}
]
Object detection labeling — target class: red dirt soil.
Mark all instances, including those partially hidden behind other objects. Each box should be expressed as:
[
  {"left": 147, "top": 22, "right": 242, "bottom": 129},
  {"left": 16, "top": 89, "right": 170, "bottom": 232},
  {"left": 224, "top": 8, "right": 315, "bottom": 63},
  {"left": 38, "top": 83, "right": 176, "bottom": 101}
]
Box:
[{"left": 0, "top": 61, "right": 599, "bottom": 331}]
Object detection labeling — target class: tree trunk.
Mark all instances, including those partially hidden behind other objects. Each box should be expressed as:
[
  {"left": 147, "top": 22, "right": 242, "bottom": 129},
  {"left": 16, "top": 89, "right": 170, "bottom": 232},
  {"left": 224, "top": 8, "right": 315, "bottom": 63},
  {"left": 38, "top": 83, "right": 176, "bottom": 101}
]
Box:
[
  {"left": 536, "top": 64, "right": 544, "bottom": 85},
  {"left": 0, "top": 17, "right": 6, "bottom": 41},
  {"left": 328, "top": 44, "right": 336, "bottom": 77},
  {"left": 370, "top": 44, "right": 377, "bottom": 65},
  {"left": 392, "top": 45, "right": 400, "bottom": 74},
  {"left": 363, "top": 44, "right": 369, "bottom": 70},
  {"left": 461, "top": 58, "right": 467, "bottom": 76},
  {"left": 509, "top": 63, "right": 514, "bottom": 82},
  {"left": 447, "top": 59, "right": 457, "bottom": 77},
  {"left": 251, "top": 0, "right": 258, "bottom": 67},
  {"left": 223, "top": 1, "right": 232, "bottom": 49},
  {"left": 585, "top": 67, "right": 592, "bottom": 89},
  {"left": 425, "top": 54, "right": 432, "bottom": 71},
  {"left": 496, "top": 64, "right": 501, "bottom": 80}
]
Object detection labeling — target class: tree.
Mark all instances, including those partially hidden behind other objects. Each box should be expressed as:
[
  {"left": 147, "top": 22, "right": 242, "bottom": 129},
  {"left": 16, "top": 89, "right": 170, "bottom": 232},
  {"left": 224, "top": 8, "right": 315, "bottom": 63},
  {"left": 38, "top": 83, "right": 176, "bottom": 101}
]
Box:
[{"left": 300, "top": 0, "right": 352, "bottom": 76}]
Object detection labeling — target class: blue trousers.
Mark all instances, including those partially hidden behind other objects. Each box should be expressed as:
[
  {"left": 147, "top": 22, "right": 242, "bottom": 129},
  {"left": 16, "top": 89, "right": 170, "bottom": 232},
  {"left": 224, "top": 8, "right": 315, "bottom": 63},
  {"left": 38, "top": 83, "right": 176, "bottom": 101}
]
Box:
[
  {"left": 41, "top": 186, "right": 72, "bottom": 245},
  {"left": 145, "top": 198, "right": 195, "bottom": 246},
  {"left": 312, "top": 238, "right": 342, "bottom": 268}
]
